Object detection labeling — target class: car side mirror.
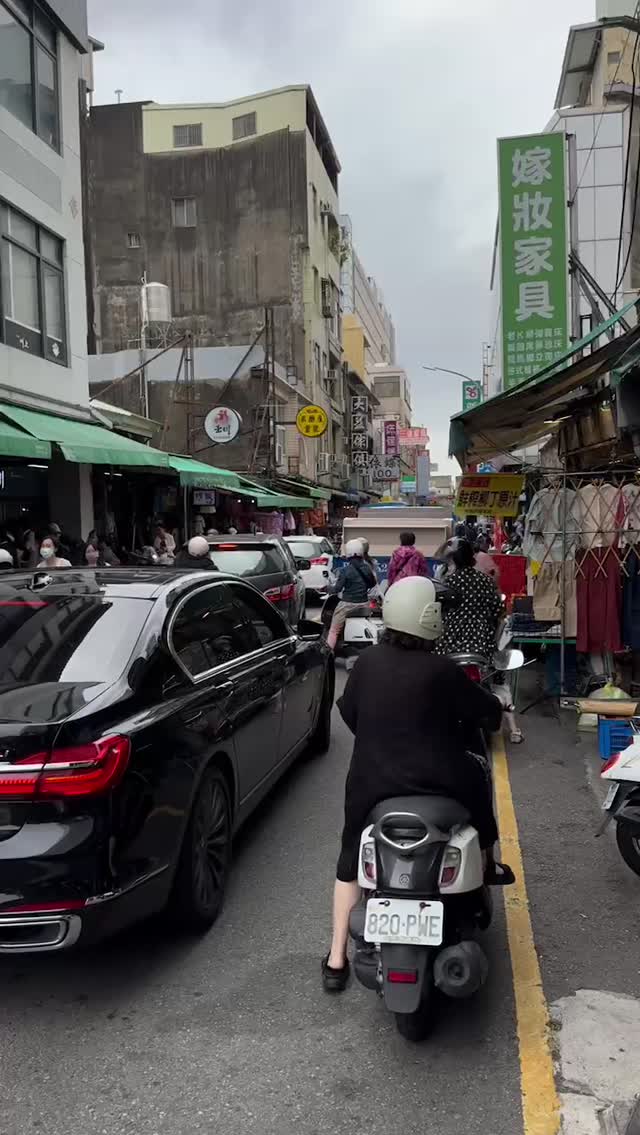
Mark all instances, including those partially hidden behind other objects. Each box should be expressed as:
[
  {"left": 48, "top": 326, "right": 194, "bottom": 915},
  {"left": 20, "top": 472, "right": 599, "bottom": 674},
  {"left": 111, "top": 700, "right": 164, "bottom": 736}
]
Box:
[
  {"left": 295, "top": 557, "right": 311, "bottom": 571},
  {"left": 298, "top": 618, "right": 323, "bottom": 638}
]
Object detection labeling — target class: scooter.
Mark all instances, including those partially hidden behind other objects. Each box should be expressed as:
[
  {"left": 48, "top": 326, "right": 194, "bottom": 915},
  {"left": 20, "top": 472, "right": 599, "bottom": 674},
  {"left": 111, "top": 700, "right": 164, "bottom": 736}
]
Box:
[
  {"left": 319, "top": 590, "right": 385, "bottom": 657},
  {"left": 599, "top": 733, "right": 640, "bottom": 876},
  {"left": 349, "top": 649, "right": 524, "bottom": 1042}
]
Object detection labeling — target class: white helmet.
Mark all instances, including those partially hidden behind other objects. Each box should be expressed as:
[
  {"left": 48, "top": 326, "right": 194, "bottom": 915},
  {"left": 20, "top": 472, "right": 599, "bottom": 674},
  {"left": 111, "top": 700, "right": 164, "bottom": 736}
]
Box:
[
  {"left": 188, "top": 536, "right": 210, "bottom": 558},
  {"left": 345, "top": 539, "right": 364, "bottom": 558},
  {"left": 0, "top": 549, "right": 13, "bottom": 568},
  {"left": 382, "top": 576, "right": 442, "bottom": 641}
]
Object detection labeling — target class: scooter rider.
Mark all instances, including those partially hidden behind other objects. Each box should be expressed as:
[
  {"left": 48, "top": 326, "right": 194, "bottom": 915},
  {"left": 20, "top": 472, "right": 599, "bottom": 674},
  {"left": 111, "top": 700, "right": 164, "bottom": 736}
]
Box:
[
  {"left": 322, "top": 575, "right": 514, "bottom": 992},
  {"left": 326, "top": 539, "right": 376, "bottom": 652}
]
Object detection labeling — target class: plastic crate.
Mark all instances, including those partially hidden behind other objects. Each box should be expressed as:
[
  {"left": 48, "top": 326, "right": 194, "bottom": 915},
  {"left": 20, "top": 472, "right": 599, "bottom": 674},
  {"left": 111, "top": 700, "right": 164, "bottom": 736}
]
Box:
[{"left": 597, "top": 718, "right": 635, "bottom": 761}]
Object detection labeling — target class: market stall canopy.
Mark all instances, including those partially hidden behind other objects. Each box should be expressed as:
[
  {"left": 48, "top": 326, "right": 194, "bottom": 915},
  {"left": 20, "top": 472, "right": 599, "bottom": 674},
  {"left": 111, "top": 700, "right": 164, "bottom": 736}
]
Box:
[
  {"left": 90, "top": 398, "right": 160, "bottom": 441},
  {"left": 237, "top": 477, "right": 315, "bottom": 508},
  {"left": 167, "top": 455, "right": 240, "bottom": 489},
  {"left": 0, "top": 403, "right": 171, "bottom": 468},
  {"left": 272, "top": 477, "right": 332, "bottom": 500},
  {"left": 0, "top": 420, "right": 51, "bottom": 461},
  {"left": 449, "top": 304, "right": 640, "bottom": 469}
]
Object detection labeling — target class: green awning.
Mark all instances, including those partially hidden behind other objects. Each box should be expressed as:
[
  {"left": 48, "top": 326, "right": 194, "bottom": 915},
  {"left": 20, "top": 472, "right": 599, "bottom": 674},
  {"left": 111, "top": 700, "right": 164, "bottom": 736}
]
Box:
[
  {"left": 0, "top": 403, "right": 170, "bottom": 467},
  {"left": 167, "top": 455, "right": 240, "bottom": 489},
  {"left": 0, "top": 420, "right": 51, "bottom": 460},
  {"left": 274, "top": 477, "right": 332, "bottom": 500},
  {"left": 238, "top": 477, "right": 314, "bottom": 508}
]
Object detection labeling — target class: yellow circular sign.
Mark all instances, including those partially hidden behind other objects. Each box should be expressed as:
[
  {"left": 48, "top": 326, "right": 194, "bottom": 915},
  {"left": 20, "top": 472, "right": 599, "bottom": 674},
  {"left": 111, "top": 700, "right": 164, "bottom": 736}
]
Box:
[{"left": 296, "top": 404, "right": 328, "bottom": 439}]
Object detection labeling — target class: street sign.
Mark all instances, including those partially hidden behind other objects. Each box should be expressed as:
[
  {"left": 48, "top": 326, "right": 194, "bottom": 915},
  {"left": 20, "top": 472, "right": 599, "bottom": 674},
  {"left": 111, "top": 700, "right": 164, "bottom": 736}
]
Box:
[
  {"left": 462, "top": 380, "right": 483, "bottom": 411},
  {"left": 455, "top": 473, "right": 524, "bottom": 517},
  {"left": 350, "top": 395, "right": 368, "bottom": 466},
  {"left": 370, "top": 455, "right": 399, "bottom": 481},
  {"left": 498, "top": 131, "right": 569, "bottom": 391},
  {"left": 296, "top": 404, "right": 328, "bottom": 438},
  {"left": 204, "top": 406, "right": 242, "bottom": 443},
  {"left": 384, "top": 420, "right": 399, "bottom": 456}
]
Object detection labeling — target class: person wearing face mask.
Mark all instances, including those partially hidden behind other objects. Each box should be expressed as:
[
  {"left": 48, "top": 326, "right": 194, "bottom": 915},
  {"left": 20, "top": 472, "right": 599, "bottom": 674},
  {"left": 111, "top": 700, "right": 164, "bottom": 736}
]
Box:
[{"left": 38, "top": 537, "right": 71, "bottom": 569}]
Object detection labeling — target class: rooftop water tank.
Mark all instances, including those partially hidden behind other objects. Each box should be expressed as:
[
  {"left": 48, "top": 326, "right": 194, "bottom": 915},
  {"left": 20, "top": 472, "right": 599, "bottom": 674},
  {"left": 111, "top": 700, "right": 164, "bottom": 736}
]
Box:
[{"left": 143, "top": 282, "right": 171, "bottom": 324}]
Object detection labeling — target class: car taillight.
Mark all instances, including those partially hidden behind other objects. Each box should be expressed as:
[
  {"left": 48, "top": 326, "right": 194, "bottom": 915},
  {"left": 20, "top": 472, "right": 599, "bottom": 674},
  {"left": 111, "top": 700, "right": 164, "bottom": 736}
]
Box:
[
  {"left": 361, "top": 841, "right": 377, "bottom": 883},
  {"left": 602, "top": 752, "right": 623, "bottom": 774},
  {"left": 463, "top": 664, "right": 482, "bottom": 682},
  {"left": 439, "top": 847, "right": 462, "bottom": 888},
  {"left": 0, "top": 736, "right": 130, "bottom": 800},
  {"left": 387, "top": 970, "right": 418, "bottom": 984},
  {"left": 310, "top": 556, "right": 329, "bottom": 565},
  {"left": 265, "top": 583, "right": 296, "bottom": 603}
]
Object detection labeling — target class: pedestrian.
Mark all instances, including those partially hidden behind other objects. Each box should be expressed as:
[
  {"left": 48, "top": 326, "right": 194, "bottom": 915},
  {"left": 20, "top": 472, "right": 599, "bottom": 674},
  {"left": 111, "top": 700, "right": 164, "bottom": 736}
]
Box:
[
  {"left": 387, "top": 531, "right": 428, "bottom": 587},
  {"left": 435, "top": 539, "right": 502, "bottom": 660},
  {"left": 326, "top": 540, "right": 376, "bottom": 651},
  {"left": 48, "top": 522, "right": 71, "bottom": 562},
  {"left": 175, "top": 536, "right": 215, "bottom": 569},
  {"left": 154, "top": 523, "right": 176, "bottom": 564},
  {"left": 321, "top": 575, "right": 513, "bottom": 992},
  {"left": 84, "top": 530, "right": 101, "bottom": 567},
  {"left": 19, "top": 529, "right": 39, "bottom": 571},
  {"left": 38, "top": 537, "right": 71, "bottom": 568}
]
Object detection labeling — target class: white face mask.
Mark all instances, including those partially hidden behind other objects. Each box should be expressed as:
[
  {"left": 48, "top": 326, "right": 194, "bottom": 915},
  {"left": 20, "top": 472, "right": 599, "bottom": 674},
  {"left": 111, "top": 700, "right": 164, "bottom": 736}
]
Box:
[{"left": 40, "top": 546, "right": 54, "bottom": 559}]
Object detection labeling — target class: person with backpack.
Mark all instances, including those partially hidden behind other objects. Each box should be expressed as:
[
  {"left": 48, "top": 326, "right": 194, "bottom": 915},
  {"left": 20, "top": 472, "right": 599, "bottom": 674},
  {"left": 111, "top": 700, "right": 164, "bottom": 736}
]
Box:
[
  {"left": 326, "top": 539, "right": 376, "bottom": 651},
  {"left": 387, "top": 530, "right": 428, "bottom": 587}
]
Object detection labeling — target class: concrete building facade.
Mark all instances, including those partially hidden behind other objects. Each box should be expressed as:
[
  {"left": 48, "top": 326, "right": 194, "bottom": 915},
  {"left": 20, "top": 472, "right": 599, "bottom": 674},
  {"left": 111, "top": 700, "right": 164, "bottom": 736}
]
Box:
[
  {"left": 85, "top": 86, "right": 348, "bottom": 491},
  {"left": 0, "top": 0, "right": 98, "bottom": 534},
  {"left": 340, "top": 214, "right": 396, "bottom": 387}
]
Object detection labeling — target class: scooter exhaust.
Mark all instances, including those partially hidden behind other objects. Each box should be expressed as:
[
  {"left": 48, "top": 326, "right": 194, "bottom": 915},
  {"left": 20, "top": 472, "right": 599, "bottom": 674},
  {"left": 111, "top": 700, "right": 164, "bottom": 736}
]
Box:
[{"left": 433, "top": 941, "right": 488, "bottom": 999}]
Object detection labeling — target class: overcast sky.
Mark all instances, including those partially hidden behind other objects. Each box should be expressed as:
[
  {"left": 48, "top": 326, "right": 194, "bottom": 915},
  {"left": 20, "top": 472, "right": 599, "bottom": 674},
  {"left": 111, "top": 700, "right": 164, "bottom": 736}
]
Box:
[{"left": 87, "top": 0, "right": 592, "bottom": 470}]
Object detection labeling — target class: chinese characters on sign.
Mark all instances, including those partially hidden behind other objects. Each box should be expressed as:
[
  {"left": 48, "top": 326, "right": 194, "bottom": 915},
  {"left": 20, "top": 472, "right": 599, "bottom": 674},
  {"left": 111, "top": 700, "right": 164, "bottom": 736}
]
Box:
[
  {"left": 350, "top": 395, "right": 369, "bottom": 471},
  {"left": 455, "top": 474, "right": 524, "bottom": 518},
  {"left": 203, "top": 406, "right": 242, "bottom": 444},
  {"left": 462, "top": 381, "right": 483, "bottom": 412},
  {"left": 370, "top": 455, "right": 400, "bottom": 482},
  {"left": 498, "top": 132, "right": 568, "bottom": 391},
  {"left": 296, "top": 404, "right": 329, "bottom": 438},
  {"left": 398, "top": 427, "right": 429, "bottom": 446},
  {"left": 384, "top": 420, "right": 399, "bottom": 457}
]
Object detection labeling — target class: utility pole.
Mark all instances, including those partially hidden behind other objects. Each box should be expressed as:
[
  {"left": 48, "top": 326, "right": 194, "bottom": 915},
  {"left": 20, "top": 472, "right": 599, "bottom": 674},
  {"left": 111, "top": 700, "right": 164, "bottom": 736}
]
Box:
[{"left": 184, "top": 331, "right": 195, "bottom": 456}]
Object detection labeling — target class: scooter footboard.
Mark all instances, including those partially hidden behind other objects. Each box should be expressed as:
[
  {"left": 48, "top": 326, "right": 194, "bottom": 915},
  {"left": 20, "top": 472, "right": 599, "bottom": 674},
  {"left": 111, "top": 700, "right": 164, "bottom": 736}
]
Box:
[{"left": 381, "top": 945, "right": 431, "bottom": 1013}]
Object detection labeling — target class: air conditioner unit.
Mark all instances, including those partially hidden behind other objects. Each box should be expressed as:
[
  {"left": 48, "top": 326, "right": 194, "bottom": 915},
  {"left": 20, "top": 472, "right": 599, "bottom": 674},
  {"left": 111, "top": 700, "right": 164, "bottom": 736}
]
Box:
[{"left": 317, "top": 452, "right": 331, "bottom": 476}]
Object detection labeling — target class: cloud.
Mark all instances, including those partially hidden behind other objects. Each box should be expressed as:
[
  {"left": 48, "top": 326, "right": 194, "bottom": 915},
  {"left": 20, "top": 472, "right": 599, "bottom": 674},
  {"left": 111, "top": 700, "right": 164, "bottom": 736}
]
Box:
[{"left": 88, "top": 0, "right": 592, "bottom": 467}]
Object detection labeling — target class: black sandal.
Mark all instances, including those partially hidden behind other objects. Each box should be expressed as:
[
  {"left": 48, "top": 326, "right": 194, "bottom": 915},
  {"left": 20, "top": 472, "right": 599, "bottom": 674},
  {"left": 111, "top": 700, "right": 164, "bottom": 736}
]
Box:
[
  {"left": 322, "top": 953, "right": 350, "bottom": 992},
  {"left": 485, "top": 862, "right": 516, "bottom": 886}
]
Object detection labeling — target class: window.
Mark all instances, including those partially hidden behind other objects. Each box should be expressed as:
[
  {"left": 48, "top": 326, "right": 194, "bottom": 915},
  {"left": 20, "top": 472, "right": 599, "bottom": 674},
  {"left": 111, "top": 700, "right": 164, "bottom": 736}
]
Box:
[
  {"left": 228, "top": 584, "right": 287, "bottom": 649},
  {"left": 313, "top": 266, "right": 319, "bottom": 308},
  {"left": 173, "top": 122, "right": 202, "bottom": 148},
  {"left": 607, "top": 50, "right": 621, "bottom": 65},
  {"left": 207, "top": 544, "right": 287, "bottom": 578},
  {"left": 127, "top": 232, "right": 141, "bottom": 249},
  {"left": 0, "top": 0, "right": 59, "bottom": 149},
  {"left": 312, "top": 185, "right": 318, "bottom": 224},
  {"left": 0, "top": 202, "right": 66, "bottom": 363},
  {"left": 170, "top": 585, "right": 247, "bottom": 678},
  {"left": 171, "top": 197, "right": 197, "bottom": 228},
  {"left": 313, "top": 342, "right": 321, "bottom": 382},
  {"left": 232, "top": 111, "right": 257, "bottom": 140}
]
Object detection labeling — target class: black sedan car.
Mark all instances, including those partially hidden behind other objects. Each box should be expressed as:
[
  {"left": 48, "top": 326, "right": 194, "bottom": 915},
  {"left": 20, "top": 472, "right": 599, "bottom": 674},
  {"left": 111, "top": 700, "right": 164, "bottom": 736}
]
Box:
[
  {"left": 0, "top": 568, "right": 333, "bottom": 953},
  {"left": 206, "top": 535, "right": 307, "bottom": 626}
]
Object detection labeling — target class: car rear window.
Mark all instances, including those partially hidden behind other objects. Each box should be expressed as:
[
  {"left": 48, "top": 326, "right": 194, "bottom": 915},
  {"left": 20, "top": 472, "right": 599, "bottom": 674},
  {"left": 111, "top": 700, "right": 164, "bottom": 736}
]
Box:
[
  {"left": 208, "top": 545, "right": 286, "bottom": 577},
  {"left": 288, "top": 540, "right": 321, "bottom": 559},
  {"left": 0, "top": 596, "right": 153, "bottom": 686}
]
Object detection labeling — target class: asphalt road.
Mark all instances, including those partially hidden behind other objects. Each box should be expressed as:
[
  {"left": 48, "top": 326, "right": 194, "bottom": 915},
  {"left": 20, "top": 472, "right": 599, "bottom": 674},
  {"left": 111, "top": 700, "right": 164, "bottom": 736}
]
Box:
[{"left": 2, "top": 666, "right": 639, "bottom": 1135}]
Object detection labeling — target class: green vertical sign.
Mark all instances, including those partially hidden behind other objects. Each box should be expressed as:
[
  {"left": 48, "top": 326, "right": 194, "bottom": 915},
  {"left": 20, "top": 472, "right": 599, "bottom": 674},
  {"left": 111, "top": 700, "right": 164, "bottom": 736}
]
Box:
[
  {"left": 462, "top": 380, "right": 483, "bottom": 411},
  {"left": 498, "top": 131, "right": 568, "bottom": 391}
]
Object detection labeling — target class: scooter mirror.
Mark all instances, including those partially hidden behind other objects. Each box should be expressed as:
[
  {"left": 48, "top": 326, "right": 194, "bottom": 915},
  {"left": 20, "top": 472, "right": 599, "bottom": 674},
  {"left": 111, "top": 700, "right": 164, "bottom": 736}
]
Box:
[{"left": 501, "top": 648, "right": 525, "bottom": 671}]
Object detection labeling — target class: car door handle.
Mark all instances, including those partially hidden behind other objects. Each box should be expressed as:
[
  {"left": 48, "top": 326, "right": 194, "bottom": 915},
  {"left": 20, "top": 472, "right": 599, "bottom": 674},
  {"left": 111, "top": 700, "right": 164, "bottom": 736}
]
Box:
[
  {"left": 183, "top": 710, "right": 204, "bottom": 725},
  {"left": 215, "top": 680, "right": 234, "bottom": 694}
]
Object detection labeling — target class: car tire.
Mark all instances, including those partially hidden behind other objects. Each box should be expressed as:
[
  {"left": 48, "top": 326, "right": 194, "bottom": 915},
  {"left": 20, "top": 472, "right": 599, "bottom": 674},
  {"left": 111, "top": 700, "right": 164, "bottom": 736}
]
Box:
[
  {"left": 167, "top": 765, "right": 232, "bottom": 932},
  {"left": 308, "top": 672, "right": 333, "bottom": 755}
]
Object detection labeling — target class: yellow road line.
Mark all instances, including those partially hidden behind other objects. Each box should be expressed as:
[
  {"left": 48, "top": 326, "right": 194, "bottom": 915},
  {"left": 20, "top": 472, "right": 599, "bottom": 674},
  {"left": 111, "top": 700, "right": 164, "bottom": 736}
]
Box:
[{"left": 492, "top": 733, "right": 560, "bottom": 1135}]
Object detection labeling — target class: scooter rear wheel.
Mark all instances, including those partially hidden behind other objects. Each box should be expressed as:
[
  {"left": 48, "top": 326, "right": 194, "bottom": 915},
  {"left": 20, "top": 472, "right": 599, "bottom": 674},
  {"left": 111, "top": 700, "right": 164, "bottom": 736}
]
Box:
[{"left": 394, "top": 980, "right": 436, "bottom": 1042}]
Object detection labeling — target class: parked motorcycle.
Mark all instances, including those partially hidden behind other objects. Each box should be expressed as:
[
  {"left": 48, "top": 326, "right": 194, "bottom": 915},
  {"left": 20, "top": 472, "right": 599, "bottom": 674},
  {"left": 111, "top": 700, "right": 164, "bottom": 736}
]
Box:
[
  {"left": 599, "top": 734, "right": 640, "bottom": 875},
  {"left": 349, "top": 648, "right": 524, "bottom": 1041}
]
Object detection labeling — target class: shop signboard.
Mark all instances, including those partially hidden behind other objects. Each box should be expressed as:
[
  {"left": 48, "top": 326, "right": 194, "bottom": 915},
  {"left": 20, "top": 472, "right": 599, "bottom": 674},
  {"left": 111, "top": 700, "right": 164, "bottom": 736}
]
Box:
[
  {"left": 351, "top": 395, "right": 369, "bottom": 467},
  {"left": 384, "top": 420, "right": 399, "bottom": 456},
  {"left": 204, "top": 406, "right": 242, "bottom": 443},
  {"left": 398, "top": 426, "right": 429, "bottom": 446},
  {"left": 401, "top": 475, "right": 417, "bottom": 493},
  {"left": 462, "top": 380, "right": 483, "bottom": 411},
  {"left": 297, "top": 404, "right": 328, "bottom": 438},
  {"left": 498, "top": 130, "right": 569, "bottom": 391},
  {"left": 455, "top": 473, "right": 525, "bottom": 517},
  {"left": 416, "top": 453, "right": 431, "bottom": 497},
  {"left": 370, "top": 455, "right": 400, "bottom": 481}
]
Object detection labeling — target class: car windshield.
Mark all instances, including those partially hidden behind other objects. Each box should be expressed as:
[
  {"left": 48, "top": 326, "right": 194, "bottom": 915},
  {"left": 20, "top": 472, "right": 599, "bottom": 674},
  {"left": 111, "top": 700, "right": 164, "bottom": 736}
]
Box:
[
  {"left": 208, "top": 546, "right": 285, "bottom": 576},
  {"left": 0, "top": 595, "right": 153, "bottom": 687},
  {"left": 288, "top": 540, "right": 321, "bottom": 559}
]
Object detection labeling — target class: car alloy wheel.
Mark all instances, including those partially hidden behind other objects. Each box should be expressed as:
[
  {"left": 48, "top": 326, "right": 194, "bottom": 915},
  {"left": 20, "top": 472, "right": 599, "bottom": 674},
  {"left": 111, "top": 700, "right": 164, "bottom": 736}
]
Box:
[{"left": 192, "top": 772, "right": 231, "bottom": 913}]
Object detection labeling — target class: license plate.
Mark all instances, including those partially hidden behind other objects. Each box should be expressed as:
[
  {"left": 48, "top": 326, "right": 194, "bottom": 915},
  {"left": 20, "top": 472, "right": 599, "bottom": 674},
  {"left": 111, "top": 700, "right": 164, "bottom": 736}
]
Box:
[
  {"left": 602, "top": 784, "right": 620, "bottom": 811},
  {"left": 364, "top": 898, "right": 444, "bottom": 946}
]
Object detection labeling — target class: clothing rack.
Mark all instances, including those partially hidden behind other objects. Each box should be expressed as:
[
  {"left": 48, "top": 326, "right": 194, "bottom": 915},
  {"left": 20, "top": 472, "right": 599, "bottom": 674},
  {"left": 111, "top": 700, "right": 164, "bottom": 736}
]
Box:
[{"left": 521, "top": 466, "right": 639, "bottom": 698}]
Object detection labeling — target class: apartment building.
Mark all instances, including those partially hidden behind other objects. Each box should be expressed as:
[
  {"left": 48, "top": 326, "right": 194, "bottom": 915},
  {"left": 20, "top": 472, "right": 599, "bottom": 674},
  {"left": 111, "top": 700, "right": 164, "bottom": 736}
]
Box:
[{"left": 85, "top": 85, "right": 348, "bottom": 491}]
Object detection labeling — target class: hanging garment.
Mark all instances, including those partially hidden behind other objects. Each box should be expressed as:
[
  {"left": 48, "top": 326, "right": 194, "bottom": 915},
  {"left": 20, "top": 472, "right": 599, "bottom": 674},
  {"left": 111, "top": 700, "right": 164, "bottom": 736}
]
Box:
[
  {"left": 532, "top": 561, "right": 578, "bottom": 637},
  {"left": 575, "top": 483, "right": 623, "bottom": 549},
  {"left": 492, "top": 554, "right": 526, "bottom": 605},
  {"left": 621, "top": 484, "right": 640, "bottom": 548},
  {"left": 622, "top": 547, "right": 640, "bottom": 650},
  {"left": 576, "top": 548, "right": 622, "bottom": 653},
  {"left": 522, "top": 485, "right": 579, "bottom": 563}
]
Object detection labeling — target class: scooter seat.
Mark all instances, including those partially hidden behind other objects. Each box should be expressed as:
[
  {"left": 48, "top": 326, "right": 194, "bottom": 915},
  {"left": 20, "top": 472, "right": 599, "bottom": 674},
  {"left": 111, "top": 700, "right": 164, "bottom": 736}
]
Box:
[{"left": 367, "top": 795, "right": 470, "bottom": 832}]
